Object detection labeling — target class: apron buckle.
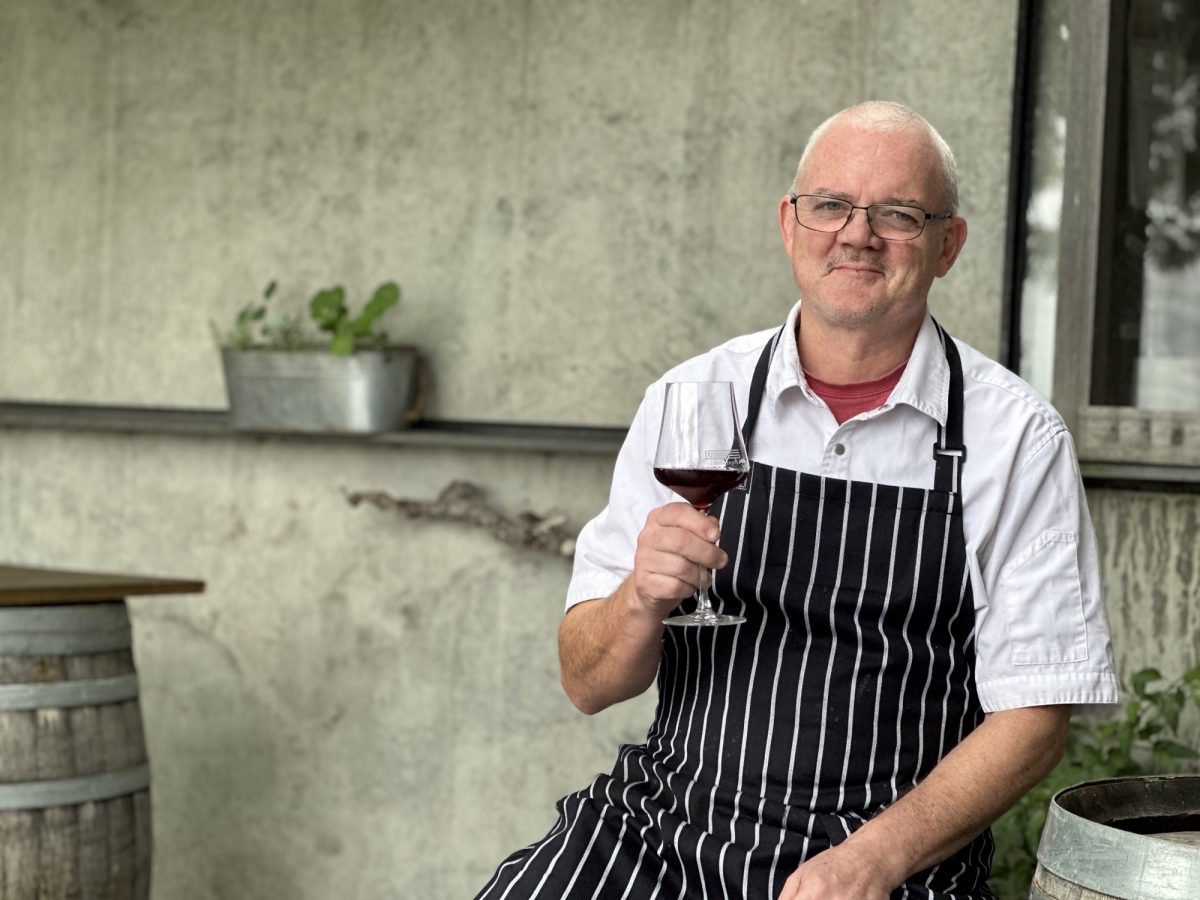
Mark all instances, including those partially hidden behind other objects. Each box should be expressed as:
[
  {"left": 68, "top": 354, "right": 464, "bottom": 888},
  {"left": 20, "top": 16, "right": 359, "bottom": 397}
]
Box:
[{"left": 932, "top": 443, "right": 967, "bottom": 462}]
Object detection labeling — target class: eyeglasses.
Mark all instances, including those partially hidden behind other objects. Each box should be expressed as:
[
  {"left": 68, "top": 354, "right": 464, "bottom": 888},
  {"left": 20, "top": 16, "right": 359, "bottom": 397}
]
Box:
[{"left": 789, "top": 194, "right": 954, "bottom": 241}]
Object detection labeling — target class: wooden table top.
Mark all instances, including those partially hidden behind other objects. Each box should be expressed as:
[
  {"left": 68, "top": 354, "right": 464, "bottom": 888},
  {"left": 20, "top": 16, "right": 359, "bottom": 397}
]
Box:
[{"left": 0, "top": 565, "right": 205, "bottom": 606}]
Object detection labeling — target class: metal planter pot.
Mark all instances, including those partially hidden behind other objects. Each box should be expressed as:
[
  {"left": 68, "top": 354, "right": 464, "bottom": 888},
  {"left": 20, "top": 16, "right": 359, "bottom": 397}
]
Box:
[{"left": 221, "top": 346, "right": 422, "bottom": 433}]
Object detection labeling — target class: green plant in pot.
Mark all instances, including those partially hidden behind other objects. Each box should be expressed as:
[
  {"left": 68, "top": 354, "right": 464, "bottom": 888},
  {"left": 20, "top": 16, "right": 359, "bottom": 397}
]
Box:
[{"left": 218, "top": 280, "right": 424, "bottom": 433}]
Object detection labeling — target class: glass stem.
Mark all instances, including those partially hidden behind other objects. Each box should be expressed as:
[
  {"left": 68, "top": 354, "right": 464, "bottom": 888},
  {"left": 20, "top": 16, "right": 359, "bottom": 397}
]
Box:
[{"left": 696, "top": 504, "right": 715, "bottom": 614}]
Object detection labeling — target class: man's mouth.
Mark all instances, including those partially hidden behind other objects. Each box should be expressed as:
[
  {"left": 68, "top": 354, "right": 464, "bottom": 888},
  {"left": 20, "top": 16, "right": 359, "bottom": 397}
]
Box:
[{"left": 826, "top": 261, "right": 885, "bottom": 276}]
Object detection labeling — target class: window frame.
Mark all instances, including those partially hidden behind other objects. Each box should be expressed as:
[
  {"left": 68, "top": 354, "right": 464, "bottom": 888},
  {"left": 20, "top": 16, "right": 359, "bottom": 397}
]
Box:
[{"left": 1052, "top": 0, "right": 1200, "bottom": 477}]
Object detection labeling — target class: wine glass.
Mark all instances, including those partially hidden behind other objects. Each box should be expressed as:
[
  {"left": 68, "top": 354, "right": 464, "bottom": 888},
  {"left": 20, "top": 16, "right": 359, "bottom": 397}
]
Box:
[{"left": 652, "top": 381, "right": 750, "bottom": 626}]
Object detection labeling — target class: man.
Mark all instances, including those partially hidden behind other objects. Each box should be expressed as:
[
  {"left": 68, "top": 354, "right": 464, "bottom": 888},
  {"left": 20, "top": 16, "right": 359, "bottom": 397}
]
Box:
[{"left": 477, "top": 101, "right": 1118, "bottom": 900}]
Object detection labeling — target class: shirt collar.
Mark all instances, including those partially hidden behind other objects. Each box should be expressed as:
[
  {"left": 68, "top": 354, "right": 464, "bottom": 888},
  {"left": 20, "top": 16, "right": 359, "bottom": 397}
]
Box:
[{"left": 766, "top": 299, "right": 950, "bottom": 427}]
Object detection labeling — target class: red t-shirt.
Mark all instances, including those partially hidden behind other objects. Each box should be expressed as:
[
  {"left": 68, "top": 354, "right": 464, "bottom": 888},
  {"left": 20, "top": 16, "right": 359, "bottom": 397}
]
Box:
[{"left": 804, "top": 361, "right": 908, "bottom": 425}]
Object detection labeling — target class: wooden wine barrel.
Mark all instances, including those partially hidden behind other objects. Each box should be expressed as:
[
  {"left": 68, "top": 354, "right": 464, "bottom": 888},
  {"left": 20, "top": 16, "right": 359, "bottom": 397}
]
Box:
[
  {"left": 1031, "top": 775, "right": 1200, "bottom": 900},
  {"left": 0, "top": 602, "right": 152, "bottom": 900}
]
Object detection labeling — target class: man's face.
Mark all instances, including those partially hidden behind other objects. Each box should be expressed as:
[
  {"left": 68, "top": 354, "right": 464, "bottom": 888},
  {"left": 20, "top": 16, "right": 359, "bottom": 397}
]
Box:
[{"left": 778, "top": 124, "right": 967, "bottom": 334}]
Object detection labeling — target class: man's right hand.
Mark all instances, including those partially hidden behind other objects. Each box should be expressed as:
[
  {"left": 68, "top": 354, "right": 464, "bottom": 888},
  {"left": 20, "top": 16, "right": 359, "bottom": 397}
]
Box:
[
  {"left": 629, "top": 502, "right": 729, "bottom": 619},
  {"left": 558, "top": 501, "right": 731, "bottom": 714}
]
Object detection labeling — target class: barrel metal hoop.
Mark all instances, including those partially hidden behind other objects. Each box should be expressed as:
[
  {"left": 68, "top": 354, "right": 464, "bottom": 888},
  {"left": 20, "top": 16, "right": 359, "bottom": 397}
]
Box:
[
  {"left": 0, "top": 627, "right": 132, "bottom": 655},
  {"left": 1038, "top": 777, "right": 1200, "bottom": 899},
  {"left": 0, "top": 673, "right": 140, "bottom": 710},
  {"left": 0, "top": 602, "right": 132, "bottom": 655},
  {"left": 0, "top": 763, "right": 150, "bottom": 811}
]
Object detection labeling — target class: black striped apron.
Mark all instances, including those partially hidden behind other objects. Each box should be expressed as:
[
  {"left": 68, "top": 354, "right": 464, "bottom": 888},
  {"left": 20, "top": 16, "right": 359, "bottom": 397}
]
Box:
[{"left": 477, "top": 324, "right": 992, "bottom": 900}]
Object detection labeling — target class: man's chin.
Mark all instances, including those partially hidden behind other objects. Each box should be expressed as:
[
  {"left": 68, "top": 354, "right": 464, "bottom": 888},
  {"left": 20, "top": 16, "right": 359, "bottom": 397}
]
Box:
[{"left": 808, "top": 296, "right": 890, "bottom": 327}]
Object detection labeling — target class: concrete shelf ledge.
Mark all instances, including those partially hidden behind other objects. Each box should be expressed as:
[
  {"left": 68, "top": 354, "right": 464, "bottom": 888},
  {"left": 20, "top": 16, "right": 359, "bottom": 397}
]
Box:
[
  {"left": 0, "top": 401, "right": 626, "bottom": 457},
  {"left": 3, "top": 401, "right": 1196, "bottom": 488}
]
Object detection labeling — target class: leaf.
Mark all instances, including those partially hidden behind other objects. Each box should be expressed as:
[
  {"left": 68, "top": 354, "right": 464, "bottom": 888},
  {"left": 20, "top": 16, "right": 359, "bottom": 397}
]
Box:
[
  {"left": 1150, "top": 743, "right": 1194, "bottom": 773},
  {"left": 351, "top": 281, "right": 400, "bottom": 336},
  {"left": 236, "top": 305, "right": 266, "bottom": 326},
  {"left": 1130, "top": 667, "right": 1164, "bottom": 700},
  {"left": 1116, "top": 716, "right": 1138, "bottom": 756},
  {"left": 1158, "top": 688, "right": 1185, "bottom": 733},
  {"left": 1153, "top": 739, "right": 1200, "bottom": 760},
  {"left": 1184, "top": 666, "right": 1200, "bottom": 705},
  {"left": 1121, "top": 699, "right": 1142, "bottom": 729},
  {"left": 1077, "top": 743, "right": 1105, "bottom": 769},
  {"left": 1138, "top": 721, "right": 1165, "bottom": 741},
  {"left": 309, "top": 287, "right": 347, "bottom": 332},
  {"left": 263, "top": 280, "right": 278, "bottom": 299}
]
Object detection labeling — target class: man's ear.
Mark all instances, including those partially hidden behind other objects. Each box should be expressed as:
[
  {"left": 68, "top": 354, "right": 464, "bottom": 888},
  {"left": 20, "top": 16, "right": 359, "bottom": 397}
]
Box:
[
  {"left": 772, "top": 195, "right": 801, "bottom": 255},
  {"left": 778, "top": 195, "right": 797, "bottom": 248},
  {"left": 935, "top": 217, "right": 968, "bottom": 278}
]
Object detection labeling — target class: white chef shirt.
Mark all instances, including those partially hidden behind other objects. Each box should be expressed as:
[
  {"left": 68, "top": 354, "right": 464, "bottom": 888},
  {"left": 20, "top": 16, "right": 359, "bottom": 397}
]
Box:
[{"left": 567, "top": 300, "right": 1120, "bottom": 715}]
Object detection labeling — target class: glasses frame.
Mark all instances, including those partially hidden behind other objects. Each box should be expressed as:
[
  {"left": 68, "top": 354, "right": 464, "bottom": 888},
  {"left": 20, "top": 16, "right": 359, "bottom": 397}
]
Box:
[{"left": 789, "top": 193, "right": 955, "bottom": 241}]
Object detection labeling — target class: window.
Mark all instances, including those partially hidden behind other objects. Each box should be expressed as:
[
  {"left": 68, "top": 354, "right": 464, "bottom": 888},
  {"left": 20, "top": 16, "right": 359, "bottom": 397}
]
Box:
[{"left": 1016, "top": 0, "right": 1200, "bottom": 478}]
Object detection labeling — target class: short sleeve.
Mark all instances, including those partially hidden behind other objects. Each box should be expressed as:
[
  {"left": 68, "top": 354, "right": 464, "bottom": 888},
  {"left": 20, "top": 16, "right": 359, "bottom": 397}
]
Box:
[
  {"left": 565, "top": 385, "right": 675, "bottom": 611},
  {"left": 970, "top": 430, "right": 1120, "bottom": 714}
]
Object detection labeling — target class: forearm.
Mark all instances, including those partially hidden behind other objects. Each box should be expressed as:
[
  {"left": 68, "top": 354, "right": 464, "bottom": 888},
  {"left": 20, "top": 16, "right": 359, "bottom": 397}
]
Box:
[
  {"left": 847, "top": 705, "right": 1071, "bottom": 883},
  {"left": 558, "top": 576, "right": 666, "bottom": 714}
]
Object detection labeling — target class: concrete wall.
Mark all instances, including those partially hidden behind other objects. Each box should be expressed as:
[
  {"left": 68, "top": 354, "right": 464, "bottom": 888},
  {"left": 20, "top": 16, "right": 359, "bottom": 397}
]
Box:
[
  {"left": 7, "top": 3, "right": 1193, "bottom": 900},
  {"left": 0, "top": 0, "right": 1014, "bottom": 425},
  {"left": 1089, "top": 488, "right": 1200, "bottom": 679}
]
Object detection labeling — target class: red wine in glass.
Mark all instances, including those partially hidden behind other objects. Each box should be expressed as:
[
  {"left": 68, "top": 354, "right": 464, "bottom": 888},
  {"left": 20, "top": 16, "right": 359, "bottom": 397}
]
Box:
[
  {"left": 653, "top": 467, "right": 747, "bottom": 510},
  {"left": 653, "top": 381, "right": 750, "bottom": 626}
]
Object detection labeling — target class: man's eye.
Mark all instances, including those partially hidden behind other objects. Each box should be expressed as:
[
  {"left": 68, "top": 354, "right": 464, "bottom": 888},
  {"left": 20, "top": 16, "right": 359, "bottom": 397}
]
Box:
[
  {"left": 810, "top": 199, "right": 847, "bottom": 212},
  {"left": 880, "top": 207, "right": 919, "bottom": 225}
]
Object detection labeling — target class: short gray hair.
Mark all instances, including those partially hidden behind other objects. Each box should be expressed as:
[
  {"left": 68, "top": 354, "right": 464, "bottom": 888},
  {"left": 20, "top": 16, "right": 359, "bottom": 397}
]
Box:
[{"left": 790, "top": 101, "right": 959, "bottom": 215}]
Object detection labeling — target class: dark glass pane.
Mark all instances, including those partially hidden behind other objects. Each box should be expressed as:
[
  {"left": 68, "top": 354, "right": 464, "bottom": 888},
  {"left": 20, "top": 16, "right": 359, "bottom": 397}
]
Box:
[
  {"left": 1091, "top": 0, "right": 1200, "bottom": 410},
  {"left": 1017, "top": 0, "right": 1070, "bottom": 397}
]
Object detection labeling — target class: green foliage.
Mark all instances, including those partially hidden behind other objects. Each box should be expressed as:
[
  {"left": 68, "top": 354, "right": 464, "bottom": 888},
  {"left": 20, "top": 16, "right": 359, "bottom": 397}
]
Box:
[
  {"left": 989, "top": 665, "right": 1200, "bottom": 900},
  {"left": 217, "top": 280, "right": 401, "bottom": 355},
  {"left": 310, "top": 281, "right": 400, "bottom": 356}
]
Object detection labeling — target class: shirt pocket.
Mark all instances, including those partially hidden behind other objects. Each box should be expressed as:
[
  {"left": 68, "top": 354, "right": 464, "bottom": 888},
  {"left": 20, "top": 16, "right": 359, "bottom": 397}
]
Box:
[{"left": 998, "top": 531, "right": 1089, "bottom": 666}]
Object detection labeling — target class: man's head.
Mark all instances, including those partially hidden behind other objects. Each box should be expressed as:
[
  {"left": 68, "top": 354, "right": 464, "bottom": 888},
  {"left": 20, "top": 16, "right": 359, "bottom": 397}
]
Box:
[
  {"left": 778, "top": 101, "right": 968, "bottom": 340},
  {"left": 791, "top": 101, "right": 960, "bottom": 215}
]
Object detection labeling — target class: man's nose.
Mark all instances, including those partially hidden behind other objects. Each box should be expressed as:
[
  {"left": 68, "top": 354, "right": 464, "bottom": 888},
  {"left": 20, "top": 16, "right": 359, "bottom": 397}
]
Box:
[{"left": 838, "top": 207, "right": 883, "bottom": 247}]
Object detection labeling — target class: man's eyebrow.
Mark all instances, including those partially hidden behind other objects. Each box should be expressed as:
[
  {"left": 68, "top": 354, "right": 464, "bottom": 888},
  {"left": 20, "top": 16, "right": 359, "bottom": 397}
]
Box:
[
  {"left": 807, "top": 188, "right": 926, "bottom": 206},
  {"left": 808, "top": 188, "right": 854, "bottom": 201}
]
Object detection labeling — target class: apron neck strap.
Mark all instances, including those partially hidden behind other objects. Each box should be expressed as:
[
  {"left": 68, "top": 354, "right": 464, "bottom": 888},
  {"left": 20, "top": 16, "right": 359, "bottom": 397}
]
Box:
[
  {"left": 932, "top": 318, "right": 967, "bottom": 494},
  {"left": 740, "top": 326, "right": 784, "bottom": 447},
  {"left": 741, "top": 317, "right": 969, "bottom": 494}
]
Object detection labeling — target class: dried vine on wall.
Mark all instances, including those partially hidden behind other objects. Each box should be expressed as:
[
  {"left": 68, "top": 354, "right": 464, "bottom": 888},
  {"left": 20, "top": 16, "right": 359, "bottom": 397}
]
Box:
[{"left": 346, "top": 481, "right": 577, "bottom": 558}]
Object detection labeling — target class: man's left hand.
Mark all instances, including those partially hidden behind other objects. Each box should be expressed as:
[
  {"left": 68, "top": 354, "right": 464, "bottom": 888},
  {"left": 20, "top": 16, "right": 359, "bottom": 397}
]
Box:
[{"left": 777, "top": 842, "right": 897, "bottom": 900}]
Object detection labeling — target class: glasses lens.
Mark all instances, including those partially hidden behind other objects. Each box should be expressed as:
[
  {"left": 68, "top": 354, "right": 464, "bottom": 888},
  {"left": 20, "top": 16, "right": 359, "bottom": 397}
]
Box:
[
  {"left": 867, "top": 205, "right": 926, "bottom": 240},
  {"left": 794, "top": 195, "right": 851, "bottom": 232}
]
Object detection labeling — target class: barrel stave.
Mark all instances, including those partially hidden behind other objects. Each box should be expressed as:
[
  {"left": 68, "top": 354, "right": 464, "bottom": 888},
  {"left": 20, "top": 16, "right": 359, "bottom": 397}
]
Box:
[
  {"left": 78, "top": 801, "right": 112, "bottom": 899},
  {"left": 39, "top": 804, "right": 83, "bottom": 899},
  {"left": 0, "top": 709, "right": 37, "bottom": 783},
  {"left": 0, "top": 809, "right": 40, "bottom": 899},
  {"left": 106, "top": 796, "right": 137, "bottom": 900}
]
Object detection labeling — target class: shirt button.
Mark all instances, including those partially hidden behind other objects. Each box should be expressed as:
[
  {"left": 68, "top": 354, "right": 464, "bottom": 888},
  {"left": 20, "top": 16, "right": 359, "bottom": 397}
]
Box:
[{"left": 834, "top": 443, "right": 846, "bottom": 456}]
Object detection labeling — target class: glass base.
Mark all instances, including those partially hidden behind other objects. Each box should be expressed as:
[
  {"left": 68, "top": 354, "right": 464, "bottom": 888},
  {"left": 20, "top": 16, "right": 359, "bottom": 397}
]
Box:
[{"left": 663, "top": 609, "right": 746, "bottom": 627}]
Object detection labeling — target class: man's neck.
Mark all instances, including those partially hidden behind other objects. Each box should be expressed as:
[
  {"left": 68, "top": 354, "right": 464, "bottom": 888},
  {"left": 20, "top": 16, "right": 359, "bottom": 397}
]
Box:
[{"left": 795, "top": 312, "right": 924, "bottom": 384}]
